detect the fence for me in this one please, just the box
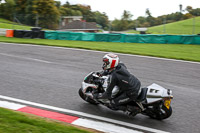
[45,31,200,44]
[8,30,200,44]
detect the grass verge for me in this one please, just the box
[0,107,95,133]
[0,18,31,30]
[127,16,200,35]
[0,36,200,62]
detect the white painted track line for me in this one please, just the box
[0,100,26,110]
[72,118,142,133]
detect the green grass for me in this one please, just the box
[0,36,200,62]
[127,16,200,35]
[0,108,92,133]
[0,18,32,30]
[0,18,14,23]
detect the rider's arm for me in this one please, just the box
[98,74,117,99]
[96,70,109,77]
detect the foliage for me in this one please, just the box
[112,10,133,31]
[111,6,200,31]
[59,2,109,30]
[60,2,82,16]
[0,0,16,20]
[1,1,200,31]
[0,0,60,29]
[32,0,60,29]
[94,11,109,29]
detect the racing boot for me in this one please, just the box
[125,105,141,117]
[105,100,127,111]
[105,100,118,110]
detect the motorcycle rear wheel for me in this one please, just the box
[78,88,99,105]
[149,105,172,120]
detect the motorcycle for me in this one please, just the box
[78,71,173,120]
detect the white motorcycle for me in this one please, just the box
[79,71,173,120]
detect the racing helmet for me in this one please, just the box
[102,53,119,70]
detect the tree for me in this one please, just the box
[60,3,95,21]
[122,10,133,21]
[0,0,16,20]
[145,8,156,26]
[111,10,133,31]
[32,0,60,29]
[111,19,121,31]
[94,11,109,29]
[15,0,26,14]
[183,13,193,19]
[78,4,95,22]
[186,6,193,13]
[145,8,152,17]
[59,2,109,30]
[190,8,200,16]
[121,10,133,30]
[60,6,82,16]
[55,1,61,9]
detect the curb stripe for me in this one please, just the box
[18,106,79,123]
[0,100,143,133]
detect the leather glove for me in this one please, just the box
[93,93,101,99]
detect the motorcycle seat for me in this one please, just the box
[136,87,148,102]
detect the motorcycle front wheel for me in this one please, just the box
[78,88,99,105]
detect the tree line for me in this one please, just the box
[112,7,200,31]
[0,0,200,31]
[0,0,109,29]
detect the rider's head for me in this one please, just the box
[102,53,119,71]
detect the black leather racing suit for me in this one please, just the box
[97,63,141,111]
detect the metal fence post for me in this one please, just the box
[36,14,39,27]
[163,17,166,34]
[193,17,195,34]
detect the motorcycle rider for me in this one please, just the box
[93,53,142,115]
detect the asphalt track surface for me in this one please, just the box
[0,42,200,133]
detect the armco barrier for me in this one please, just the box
[194,36,200,44]
[68,32,82,40]
[6,30,14,37]
[57,32,70,40]
[45,31,57,40]
[0,28,7,36]
[14,30,25,38]
[81,33,95,41]
[95,33,109,42]
[124,34,138,43]
[108,34,125,42]
[44,31,200,44]
[13,30,44,39]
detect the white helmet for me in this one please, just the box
[102,53,119,70]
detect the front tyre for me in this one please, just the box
[78,88,99,105]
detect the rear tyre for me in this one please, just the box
[148,105,172,120]
[78,88,99,105]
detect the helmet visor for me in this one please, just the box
[102,58,109,70]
